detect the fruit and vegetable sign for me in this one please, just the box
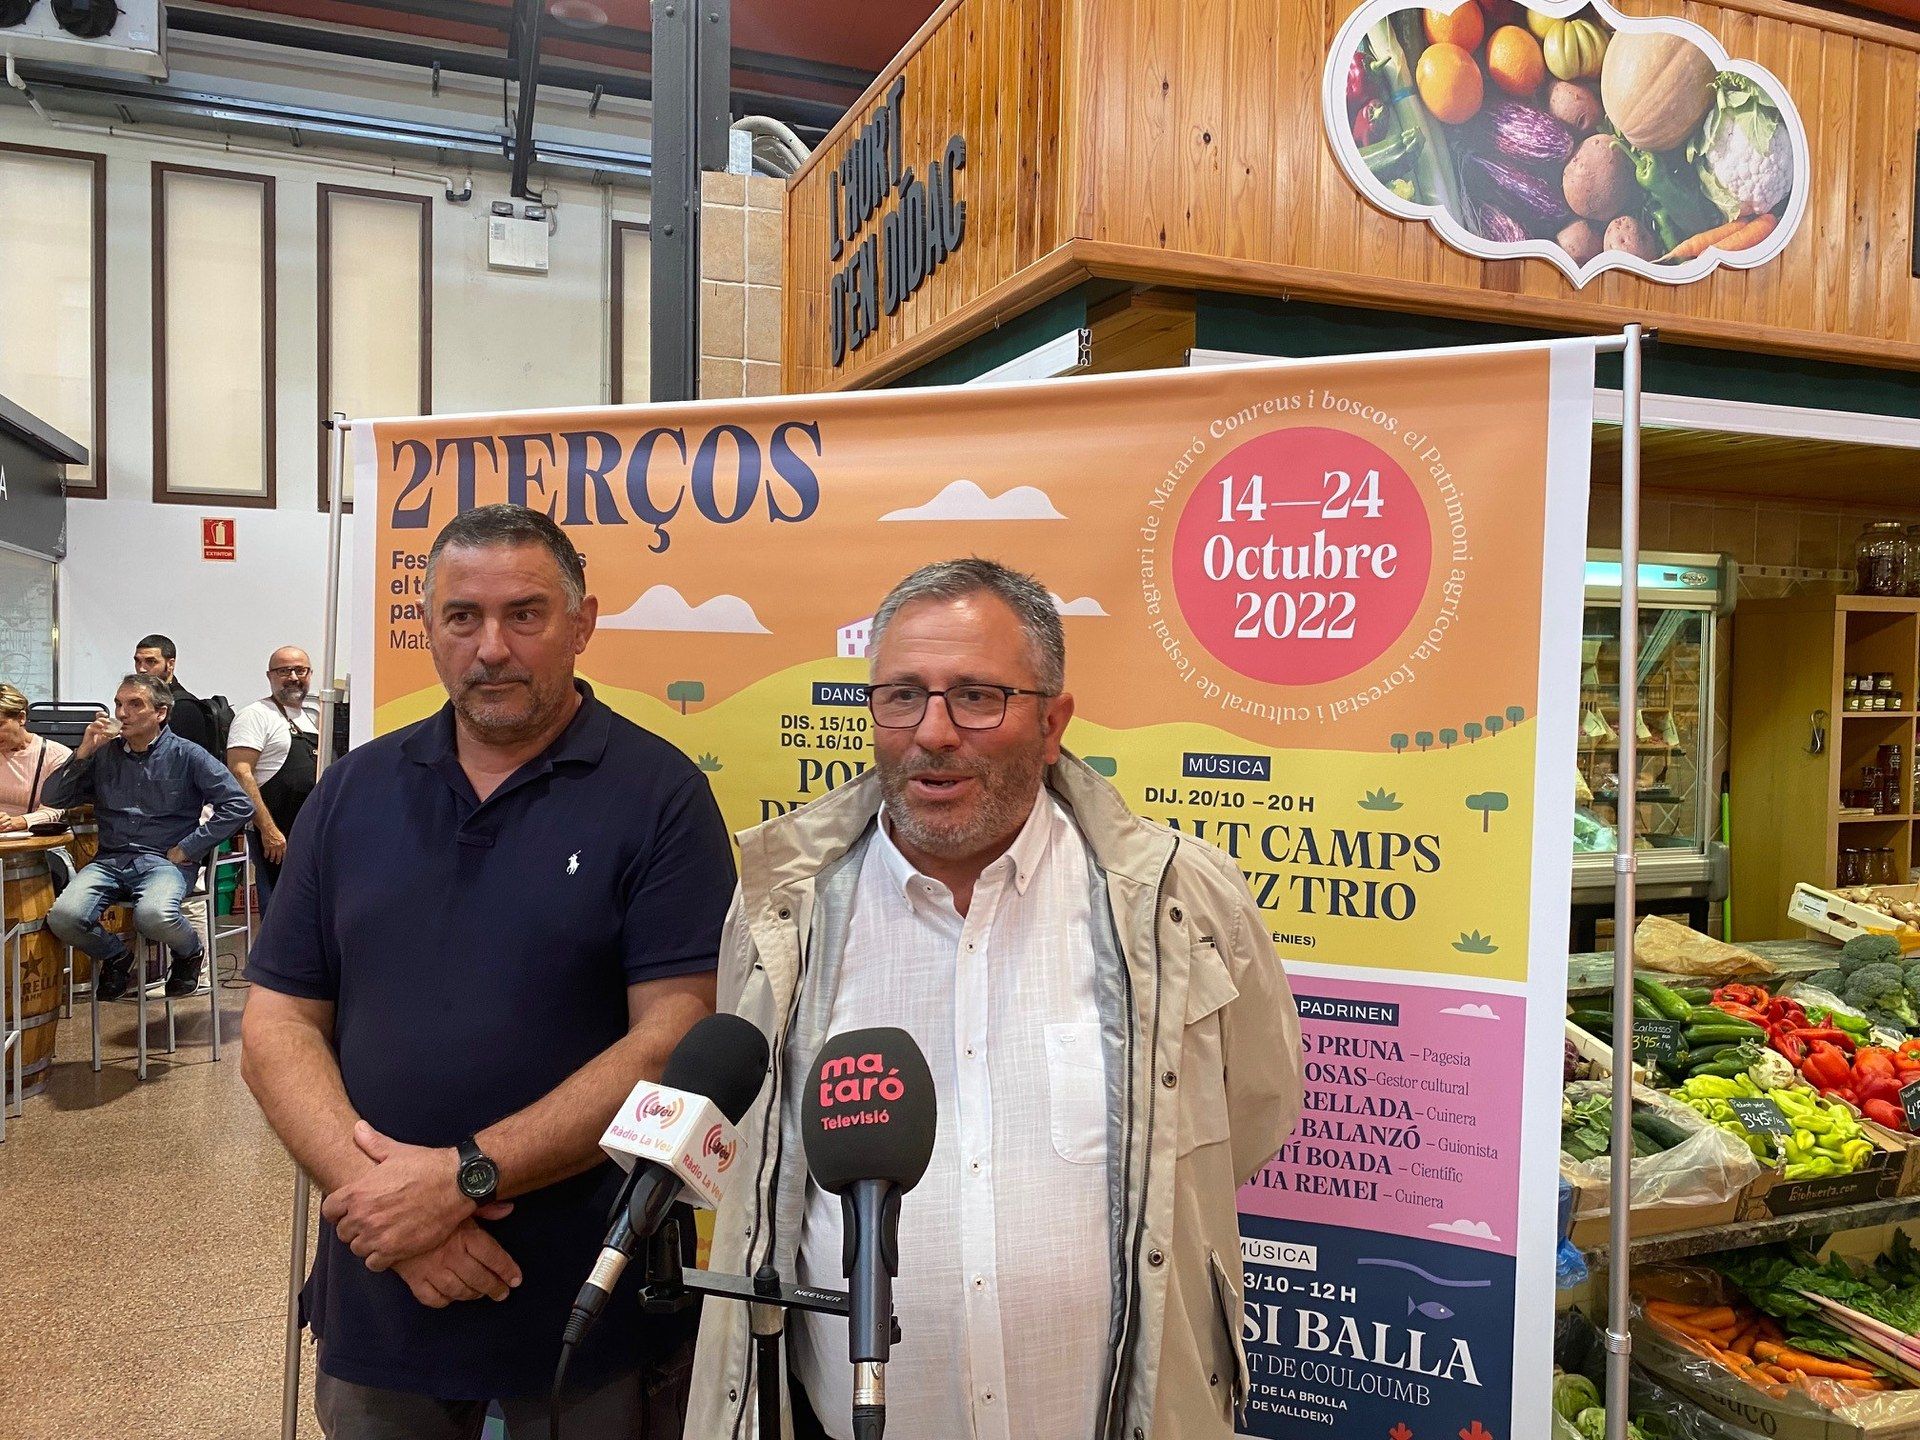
[1326,0,1809,285]
[347,338,1599,1439]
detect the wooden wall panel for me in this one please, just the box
[782,0,1076,393]
[783,0,1920,388]
[1074,0,1920,369]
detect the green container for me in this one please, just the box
[216,868,241,916]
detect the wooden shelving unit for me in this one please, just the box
[1730,595,1920,940]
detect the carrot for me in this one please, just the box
[1729,1325,1759,1357]
[1763,1347,1879,1381]
[1670,1309,1740,1338]
[1758,1316,1786,1341]
[1659,218,1749,262]
[1718,213,1780,253]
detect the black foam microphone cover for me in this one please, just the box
[663,1012,771,1125]
[801,1026,937,1194]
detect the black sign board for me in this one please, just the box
[1900,1079,1920,1133]
[1728,1096,1792,1138]
[1630,1018,1685,1066]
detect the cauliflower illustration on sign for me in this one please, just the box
[1690,74,1792,221]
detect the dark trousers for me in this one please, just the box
[788,1366,833,1440]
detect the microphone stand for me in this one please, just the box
[633,1216,900,1440]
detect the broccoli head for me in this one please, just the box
[1842,933,1905,973]
[1806,967,1848,996]
[1905,961,1920,1009]
[1845,962,1919,1029]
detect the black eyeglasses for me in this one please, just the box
[269,666,312,678]
[867,683,1056,730]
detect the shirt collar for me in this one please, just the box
[120,727,175,760]
[875,788,1056,900]
[401,678,609,772]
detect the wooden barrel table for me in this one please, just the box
[2,832,71,1103]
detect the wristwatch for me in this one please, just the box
[455,1137,500,1204]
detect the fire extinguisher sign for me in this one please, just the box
[202,517,236,562]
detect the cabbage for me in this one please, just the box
[1554,1372,1602,1420]
[1574,1406,1609,1440]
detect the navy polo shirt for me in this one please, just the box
[245,681,735,1399]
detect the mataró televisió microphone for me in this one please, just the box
[802,1026,938,1440]
[562,1012,769,1345]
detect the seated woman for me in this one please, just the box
[0,681,70,833]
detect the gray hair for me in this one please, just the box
[424,504,586,614]
[869,558,1065,692]
[117,672,171,714]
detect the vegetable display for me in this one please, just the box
[1674,1073,1874,1179]
[1333,0,1800,280]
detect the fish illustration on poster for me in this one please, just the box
[351,339,1595,1437]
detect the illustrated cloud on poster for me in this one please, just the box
[879,479,1067,522]
[600,584,772,634]
[1323,0,1809,287]
[1440,1002,1501,1019]
[1052,593,1110,617]
[1431,1219,1503,1241]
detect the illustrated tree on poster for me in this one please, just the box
[1415,731,1434,752]
[1440,728,1458,750]
[1485,714,1505,737]
[666,680,706,714]
[1463,722,1482,743]
[1466,791,1510,832]
[1390,733,1409,755]
[1506,705,1525,726]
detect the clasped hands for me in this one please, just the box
[321,1121,524,1310]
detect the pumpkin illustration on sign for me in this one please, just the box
[1329,0,1801,283]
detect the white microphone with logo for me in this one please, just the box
[562,1013,770,1344]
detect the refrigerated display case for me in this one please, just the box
[1570,550,1735,948]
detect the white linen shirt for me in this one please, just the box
[792,792,1112,1440]
[225,698,319,785]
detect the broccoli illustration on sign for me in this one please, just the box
[1453,930,1500,954]
[666,680,705,714]
[1390,733,1409,755]
[1463,722,1482,744]
[1439,728,1458,750]
[1466,792,1510,832]
[1359,788,1403,812]
[1415,731,1434,752]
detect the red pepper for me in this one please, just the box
[1715,983,1770,1009]
[1863,1098,1908,1131]
[1857,1046,1898,1078]
[1796,1026,1857,1053]
[1803,1042,1855,1090]
[1861,1076,1904,1107]
[1714,1001,1770,1024]
[1772,1031,1810,1063]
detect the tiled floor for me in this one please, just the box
[0,949,322,1439]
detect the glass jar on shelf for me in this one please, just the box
[1907,525,1920,597]
[1854,521,1913,596]
[1840,848,1864,887]
[1870,847,1900,886]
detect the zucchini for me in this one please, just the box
[1568,1006,1616,1033]
[1685,1020,1766,1046]
[1635,974,1696,1023]
[1634,993,1663,1021]
[1631,1109,1695,1151]
[1674,986,1712,1005]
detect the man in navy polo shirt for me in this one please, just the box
[242,504,734,1437]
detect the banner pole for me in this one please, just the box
[280,412,350,1440]
[1606,325,1645,1440]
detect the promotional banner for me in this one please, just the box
[351,340,1597,1438]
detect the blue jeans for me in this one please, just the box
[47,852,203,964]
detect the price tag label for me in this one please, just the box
[1727,1096,1792,1138]
[1630,1018,1684,1066]
[1900,1080,1920,1133]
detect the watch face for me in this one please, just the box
[459,1157,497,1198]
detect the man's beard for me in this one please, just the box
[451,666,566,744]
[275,682,308,707]
[879,745,1047,860]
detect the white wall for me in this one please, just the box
[10,36,654,706]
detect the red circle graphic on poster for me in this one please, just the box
[1172,425,1432,686]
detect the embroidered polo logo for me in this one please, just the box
[567,851,580,875]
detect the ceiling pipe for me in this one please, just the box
[5,52,477,199]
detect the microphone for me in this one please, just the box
[563,1012,769,1344]
[802,1027,937,1440]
